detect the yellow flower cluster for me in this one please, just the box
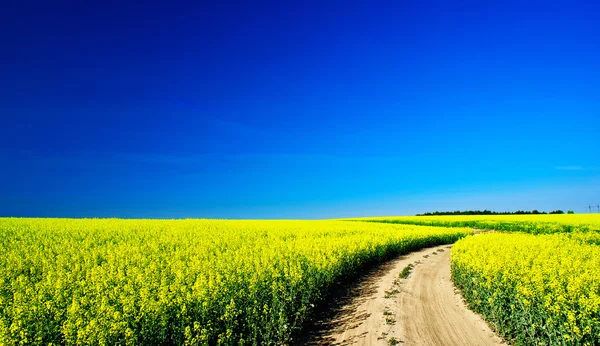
[348,214,600,234]
[451,232,600,345]
[0,218,470,345]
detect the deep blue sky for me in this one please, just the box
[1,1,599,218]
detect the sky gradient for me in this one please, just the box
[2,1,599,218]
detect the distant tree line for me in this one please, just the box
[416,209,569,216]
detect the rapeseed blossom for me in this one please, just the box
[452,232,600,345]
[349,214,600,234]
[0,218,469,345]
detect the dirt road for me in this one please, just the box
[301,244,506,346]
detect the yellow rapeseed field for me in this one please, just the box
[346,214,600,234]
[0,218,470,345]
[452,232,600,345]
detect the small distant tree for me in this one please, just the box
[567,210,575,214]
[549,210,564,214]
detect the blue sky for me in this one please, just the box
[1,1,599,218]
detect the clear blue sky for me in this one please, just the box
[1,1,599,218]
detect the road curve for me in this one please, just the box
[301,244,506,346]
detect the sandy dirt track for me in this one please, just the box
[300,244,506,346]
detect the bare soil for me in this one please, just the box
[300,245,506,346]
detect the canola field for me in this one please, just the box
[0,218,470,345]
[346,214,600,234]
[452,232,600,345]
